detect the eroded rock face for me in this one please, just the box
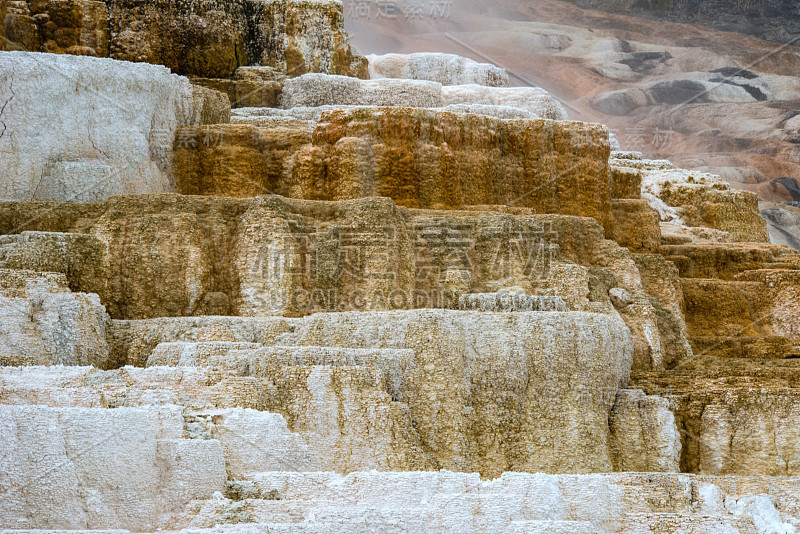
[192,66,285,108]
[106,0,250,78]
[0,195,626,320]
[0,52,228,202]
[282,309,633,476]
[4,0,368,78]
[0,269,109,367]
[762,201,800,252]
[0,395,797,532]
[175,108,609,227]
[298,108,602,212]
[109,0,368,78]
[4,0,39,52]
[0,308,635,478]
[616,151,771,243]
[697,394,800,476]
[4,0,109,55]
[0,192,698,384]
[44,0,109,55]
[609,389,681,472]
[0,0,7,51]
[242,0,368,79]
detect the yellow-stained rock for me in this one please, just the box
[4,0,108,55]
[662,243,800,280]
[632,362,800,476]
[192,76,283,109]
[611,164,643,199]
[0,0,6,50]
[36,0,109,56]
[3,0,38,51]
[174,109,615,232]
[0,195,563,318]
[174,124,311,198]
[611,199,661,252]
[107,0,367,78]
[641,164,770,243]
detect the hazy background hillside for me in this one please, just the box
[563,0,800,43]
[345,0,800,206]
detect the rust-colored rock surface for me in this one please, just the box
[174,108,614,232]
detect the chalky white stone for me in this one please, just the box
[367,52,509,87]
[0,52,204,201]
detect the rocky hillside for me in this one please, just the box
[2,1,800,532]
[565,0,800,43]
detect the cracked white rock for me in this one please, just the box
[0,404,226,531]
[0,269,110,367]
[277,73,567,119]
[0,52,214,201]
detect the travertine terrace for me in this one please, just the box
[1,1,800,532]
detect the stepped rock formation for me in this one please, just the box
[2,5,800,533]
